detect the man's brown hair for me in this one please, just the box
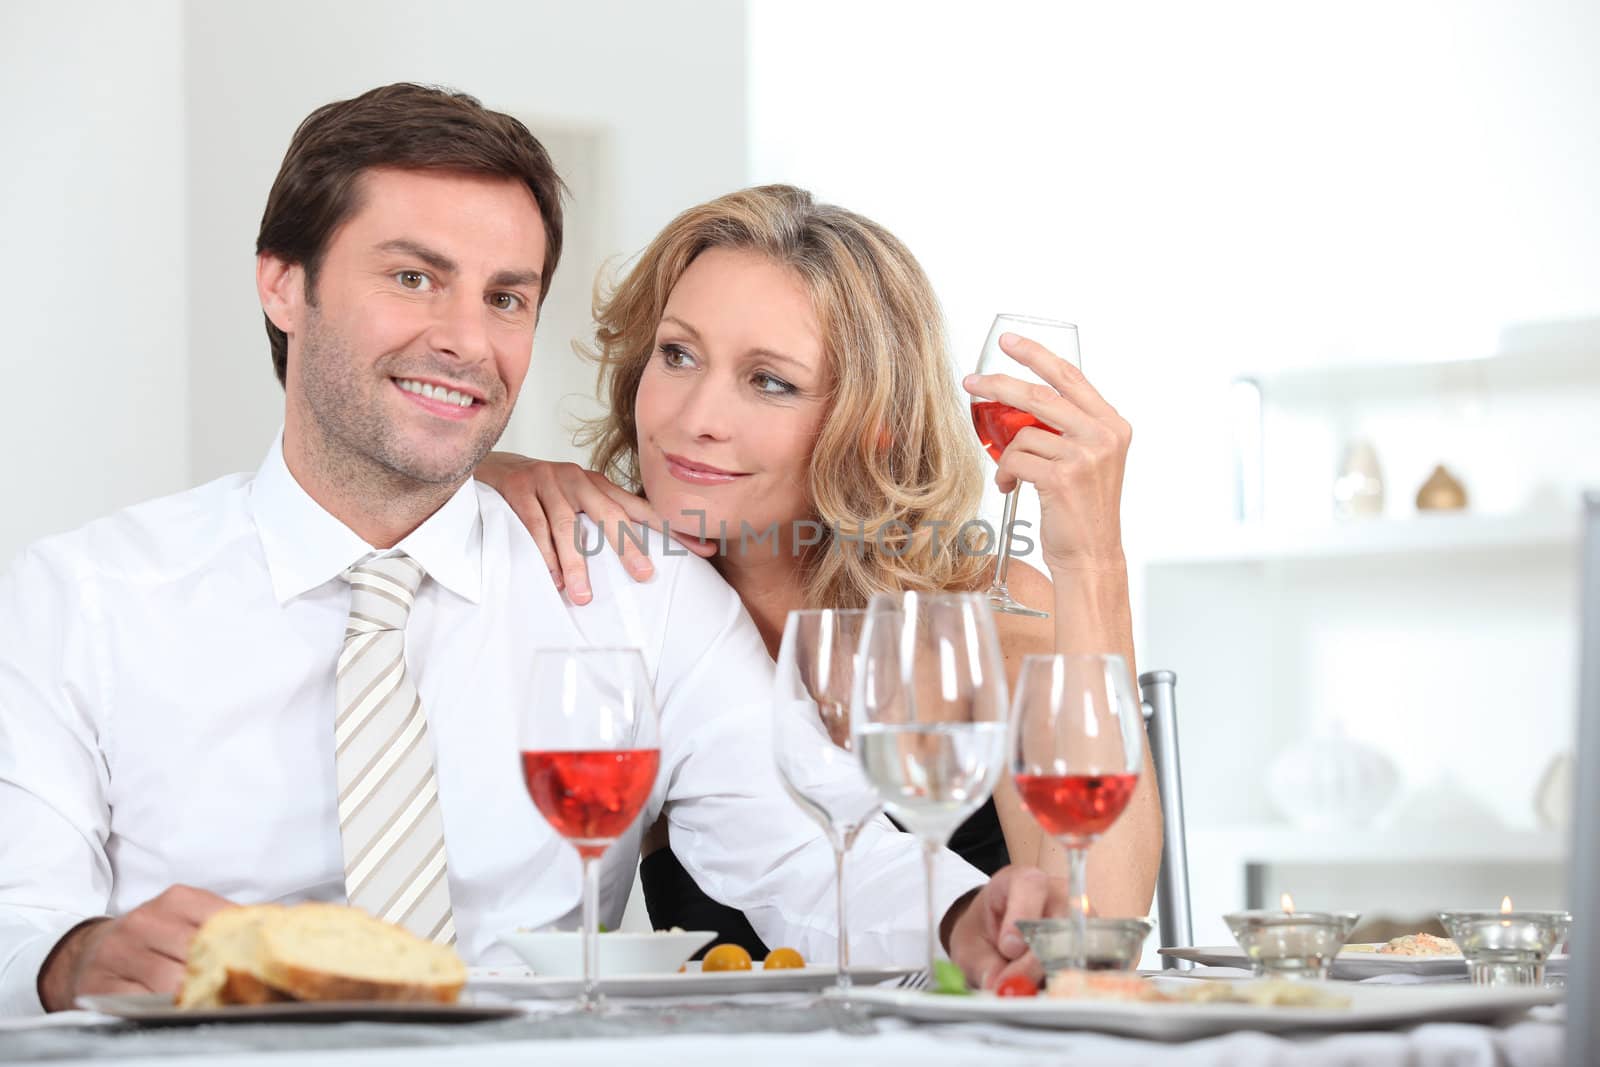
[256,82,565,386]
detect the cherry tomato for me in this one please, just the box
[995,974,1039,998]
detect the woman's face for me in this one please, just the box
[634,247,830,554]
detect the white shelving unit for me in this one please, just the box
[1140,332,1598,942]
[1190,825,1568,866]
[1143,510,1579,566]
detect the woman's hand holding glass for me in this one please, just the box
[963,334,1132,579]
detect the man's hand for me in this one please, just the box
[37,885,233,1011]
[943,865,1069,991]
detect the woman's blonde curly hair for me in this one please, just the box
[577,184,990,609]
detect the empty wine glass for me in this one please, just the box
[1011,653,1143,970]
[772,608,880,992]
[851,592,1010,977]
[971,314,1081,618]
[521,648,660,1011]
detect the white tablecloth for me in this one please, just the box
[0,972,1563,1067]
[0,1013,1564,1067]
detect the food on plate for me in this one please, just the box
[701,943,754,971]
[762,947,805,970]
[1045,970,1172,1002]
[995,974,1039,998]
[1044,972,1349,1009]
[176,902,465,1009]
[931,960,971,996]
[1228,979,1350,1008]
[1373,932,1460,956]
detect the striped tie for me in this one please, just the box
[334,552,455,944]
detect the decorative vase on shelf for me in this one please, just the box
[1534,751,1574,830]
[1333,439,1384,519]
[1416,464,1469,511]
[1267,729,1400,831]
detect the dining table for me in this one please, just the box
[0,968,1564,1067]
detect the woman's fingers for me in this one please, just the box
[593,475,669,531]
[995,332,1119,420]
[560,472,654,583]
[502,486,564,591]
[964,372,1097,438]
[669,530,722,558]
[544,495,596,604]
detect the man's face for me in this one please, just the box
[273,167,546,486]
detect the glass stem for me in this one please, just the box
[992,486,1022,589]
[1067,845,1089,971]
[580,853,603,1010]
[921,837,940,978]
[834,844,852,992]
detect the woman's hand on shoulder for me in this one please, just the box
[476,451,670,603]
[962,334,1131,576]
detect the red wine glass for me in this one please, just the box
[522,648,660,1010]
[1011,653,1142,970]
[971,314,1080,618]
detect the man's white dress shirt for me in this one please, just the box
[0,438,984,1014]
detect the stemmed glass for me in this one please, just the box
[1011,653,1143,970]
[772,609,880,993]
[521,648,660,1011]
[971,313,1081,618]
[851,592,1010,977]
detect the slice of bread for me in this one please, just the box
[176,902,465,1008]
[255,903,464,1004]
[176,904,285,1008]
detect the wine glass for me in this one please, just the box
[521,648,660,1011]
[1011,653,1143,970]
[772,608,881,993]
[971,313,1081,618]
[851,591,1010,977]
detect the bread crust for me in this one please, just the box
[260,959,463,1004]
[221,969,296,1005]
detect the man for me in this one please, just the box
[0,83,1062,1015]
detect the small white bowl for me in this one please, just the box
[498,929,717,976]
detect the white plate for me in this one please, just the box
[833,977,1560,1040]
[1159,944,1570,981]
[497,929,717,976]
[76,992,521,1025]
[468,962,913,999]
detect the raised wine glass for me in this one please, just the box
[772,608,880,993]
[851,591,1010,978]
[971,313,1081,618]
[521,648,660,1011]
[1011,653,1143,970]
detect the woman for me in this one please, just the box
[479,185,1160,950]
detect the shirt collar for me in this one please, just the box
[249,433,484,606]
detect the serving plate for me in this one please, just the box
[831,977,1560,1040]
[1159,944,1570,981]
[468,962,913,999]
[76,993,520,1026]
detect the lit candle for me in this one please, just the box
[1225,896,1361,981]
[1440,898,1570,987]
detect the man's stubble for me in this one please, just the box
[293,305,513,511]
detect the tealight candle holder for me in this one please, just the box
[1224,898,1360,980]
[1439,903,1571,987]
[1017,917,1154,974]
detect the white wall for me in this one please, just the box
[0,1,189,564]
[183,0,749,481]
[747,0,1600,545]
[746,0,1600,938]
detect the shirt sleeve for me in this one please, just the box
[650,557,985,966]
[0,546,114,1015]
